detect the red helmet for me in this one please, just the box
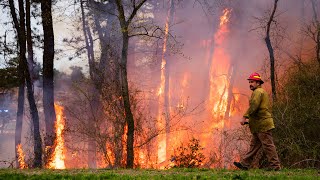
[247,72,264,84]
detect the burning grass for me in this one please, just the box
[0,168,319,179]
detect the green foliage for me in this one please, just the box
[171,138,205,168]
[0,58,19,91]
[273,61,320,168]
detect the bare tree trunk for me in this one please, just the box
[163,0,175,159]
[26,0,35,81]
[41,0,56,165]
[203,31,215,100]
[265,0,279,102]
[114,120,125,167]
[25,61,43,168]
[311,0,320,66]
[80,0,97,168]
[299,0,305,59]
[9,0,26,168]
[121,32,135,168]
[25,0,42,168]
[224,63,237,120]
[115,0,147,168]
[81,0,95,79]
[15,77,25,168]
[9,0,43,168]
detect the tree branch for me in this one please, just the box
[127,0,147,24]
[266,0,278,37]
[8,0,20,34]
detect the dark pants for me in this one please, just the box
[241,130,281,169]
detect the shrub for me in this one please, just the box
[170,138,205,168]
[273,61,320,168]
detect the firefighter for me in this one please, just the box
[233,72,281,171]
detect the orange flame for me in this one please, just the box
[200,8,235,168]
[16,144,27,169]
[157,15,171,166]
[220,9,232,26]
[210,8,232,121]
[47,103,66,169]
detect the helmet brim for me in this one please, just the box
[247,79,264,84]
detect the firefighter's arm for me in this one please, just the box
[243,90,262,118]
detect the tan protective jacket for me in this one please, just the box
[243,86,275,133]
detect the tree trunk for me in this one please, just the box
[265,0,278,102]
[9,2,25,167]
[26,0,35,81]
[299,0,305,59]
[41,0,56,165]
[203,31,215,101]
[224,63,236,121]
[25,63,43,168]
[24,0,42,168]
[115,0,147,168]
[9,0,43,168]
[265,36,276,101]
[163,0,175,159]
[81,0,95,80]
[121,32,135,168]
[15,80,25,168]
[80,0,97,168]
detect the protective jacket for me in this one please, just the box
[243,86,275,133]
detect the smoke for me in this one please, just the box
[0,92,15,167]
[58,0,316,168]
[1,0,316,169]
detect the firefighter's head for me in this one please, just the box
[247,72,264,91]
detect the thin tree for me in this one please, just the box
[40,0,57,164]
[163,0,175,160]
[9,0,43,168]
[81,0,122,168]
[26,0,36,80]
[114,0,147,168]
[265,0,279,102]
[80,0,98,168]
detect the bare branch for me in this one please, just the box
[127,0,147,24]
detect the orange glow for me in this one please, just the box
[157,13,171,166]
[16,144,27,169]
[209,8,232,121]
[220,9,232,26]
[201,8,238,168]
[47,103,66,169]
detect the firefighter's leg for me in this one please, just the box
[258,130,281,170]
[240,133,262,168]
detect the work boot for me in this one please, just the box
[233,162,248,170]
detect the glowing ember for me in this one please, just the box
[220,9,232,26]
[47,103,66,169]
[16,144,27,169]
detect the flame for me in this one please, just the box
[200,8,236,168]
[16,144,27,169]
[220,9,232,26]
[210,8,232,121]
[47,103,66,169]
[42,6,246,169]
[157,13,171,166]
